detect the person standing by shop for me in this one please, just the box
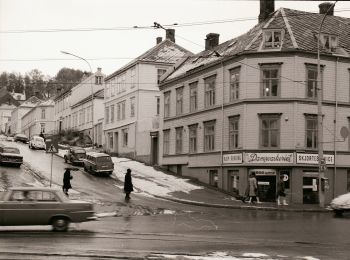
[248,172,258,204]
[277,175,288,206]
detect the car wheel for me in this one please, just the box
[334,209,344,217]
[52,217,70,232]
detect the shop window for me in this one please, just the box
[209,169,218,187]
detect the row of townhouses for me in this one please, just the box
[1,0,349,205]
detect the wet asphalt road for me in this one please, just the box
[0,141,350,259]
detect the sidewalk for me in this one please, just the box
[56,149,331,213]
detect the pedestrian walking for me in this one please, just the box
[247,172,258,204]
[62,168,73,196]
[124,168,134,202]
[277,175,288,206]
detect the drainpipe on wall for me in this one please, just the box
[220,59,225,189]
[334,57,338,198]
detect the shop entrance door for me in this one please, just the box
[227,170,239,197]
[303,176,319,204]
[250,169,276,202]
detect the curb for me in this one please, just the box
[155,195,330,213]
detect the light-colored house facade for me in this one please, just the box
[70,68,105,147]
[22,100,55,138]
[10,96,41,135]
[159,2,350,205]
[103,30,191,164]
[54,89,72,134]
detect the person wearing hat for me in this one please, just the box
[124,168,134,201]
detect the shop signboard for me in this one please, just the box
[296,153,334,165]
[223,153,243,164]
[250,169,276,175]
[245,153,294,164]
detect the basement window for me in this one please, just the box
[263,29,284,49]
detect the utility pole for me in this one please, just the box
[317,1,337,208]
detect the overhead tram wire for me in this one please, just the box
[0,8,349,34]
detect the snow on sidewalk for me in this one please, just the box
[58,149,202,198]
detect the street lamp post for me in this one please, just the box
[61,51,95,146]
[317,1,337,208]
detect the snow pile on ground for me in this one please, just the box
[112,157,203,197]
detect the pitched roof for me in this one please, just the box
[106,39,193,81]
[163,7,350,81]
[19,96,41,108]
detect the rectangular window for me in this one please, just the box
[105,107,109,123]
[41,109,45,119]
[156,97,160,115]
[95,76,102,85]
[110,105,115,123]
[263,29,283,49]
[189,81,198,112]
[204,121,215,151]
[261,65,280,97]
[204,75,216,108]
[229,116,239,149]
[163,130,170,155]
[121,101,126,119]
[157,68,167,84]
[189,124,198,153]
[176,87,183,115]
[320,34,338,52]
[40,123,45,133]
[130,67,136,88]
[306,65,323,99]
[260,114,280,148]
[109,133,113,149]
[87,106,90,123]
[306,115,318,149]
[175,127,183,154]
[117,103,121,121]
[229,68,240,101]
[122,128,128,147]
[164,91,170,117]
[130,97,135,117]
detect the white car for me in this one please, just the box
[330,192,350,216]
[29,136,46,150]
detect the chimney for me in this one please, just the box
[319,2,334,16]
[205,33,220,50]
[259,0,275,23]
[166,29,175,43]
[156,37,162,44]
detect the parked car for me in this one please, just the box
[29,135,46,150]
[330,192,350,216]
[64,147,86,165]
[6,136,14,142]
[14,134,29,143]
[0,145,23,167]
[0,187,96,231]
[83,152,114,176]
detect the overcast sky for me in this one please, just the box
[0,0,349,78]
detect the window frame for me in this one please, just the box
[259,114,281,148]
[204,75,216,108]
[229,116,239,150]
[189,124,198,153]
[262,29,284,50]
[175,127,183,154]
[305,114,318,149]
[229,67,240,101]
[260,64,281,98]
[204,120,216,152]
[176,86,184,116]
[189,81,198,113]
[306,64,324,99]
[163,129,170,155]
[164,91,171,118]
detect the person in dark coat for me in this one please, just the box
[63,168,73,196]
[124,168,133,201]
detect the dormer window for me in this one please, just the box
[95,76,102,85]
[320,33,338,52]
[263,29,284,49]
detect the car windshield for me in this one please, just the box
[74,149,86,154]
[3,147,20,154]
[34,137,44,141]
[96,156,112,163]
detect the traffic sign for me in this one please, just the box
[47,144,57,153]
[45,135,59,153]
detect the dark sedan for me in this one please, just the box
[0,187,96,231]
[0,145,23,167]
[64,147,87,166]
